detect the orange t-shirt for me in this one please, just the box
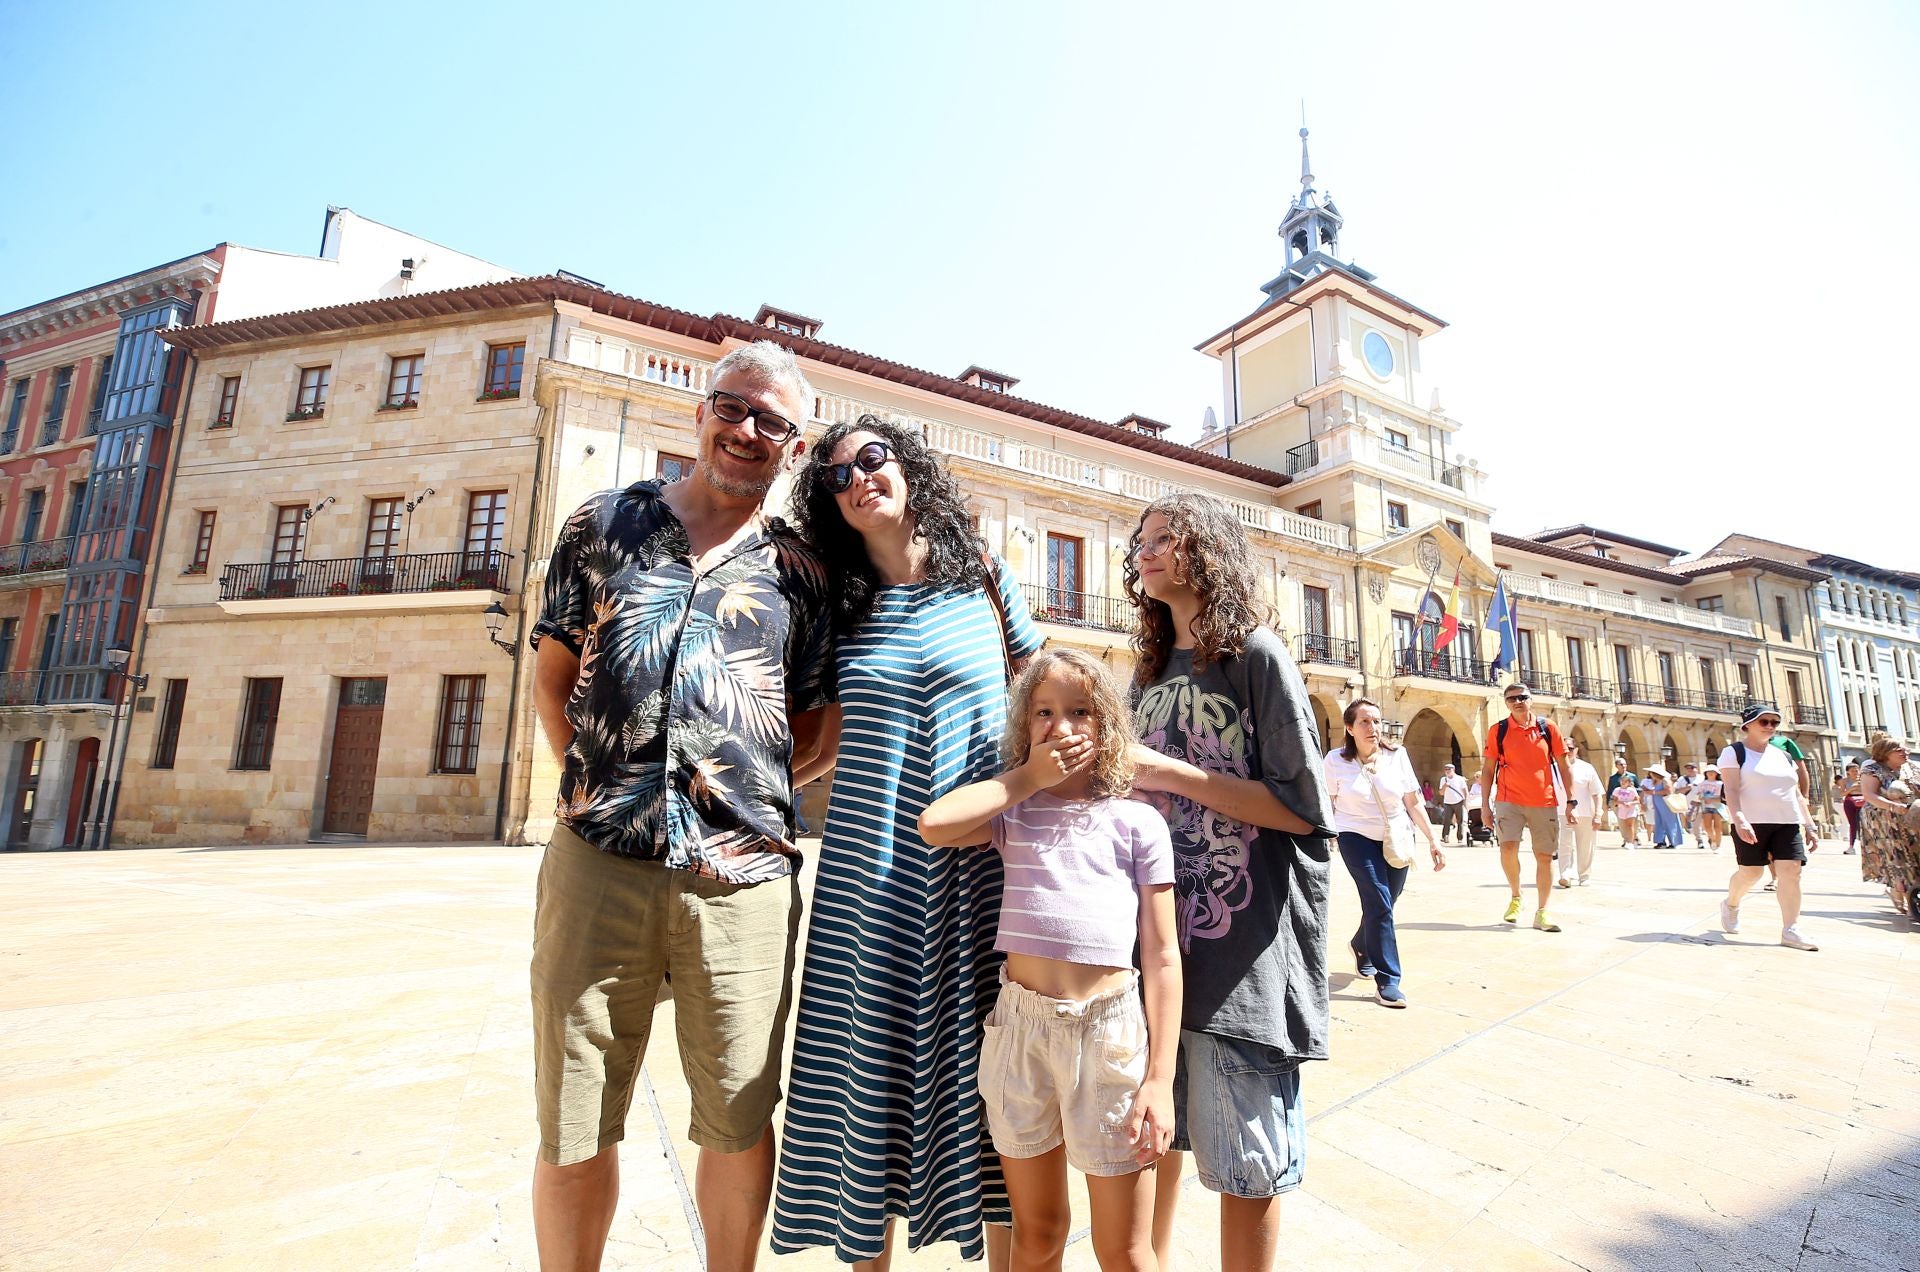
[1484,717,1562,808]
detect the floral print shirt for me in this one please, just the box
[530,482,835,882]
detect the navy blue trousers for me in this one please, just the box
[1338,830,1409,992]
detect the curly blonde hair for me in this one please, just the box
[1123,491,1274,689]
[1002,648,1138,798]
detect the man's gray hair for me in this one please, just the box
[711,340,816,419]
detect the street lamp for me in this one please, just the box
[89,644,148,850]
[483,601,519,658]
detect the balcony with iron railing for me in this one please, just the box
[1021,584,1133,635]
[1285,440,1318,476]
[0,536,74,584]
[1393,647,1490,685]
[39,415,63,448]
[1515,670,1567,697]
[1792,704,1830,727]
[218,549,513,610]
[0,670,52,708]
[1296,633,1360,668]
[1569,674,1613,701]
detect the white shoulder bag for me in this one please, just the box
[1362,753,1417,869]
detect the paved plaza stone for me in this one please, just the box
[3,831,1917,1271]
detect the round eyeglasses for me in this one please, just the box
[820,440,895,494]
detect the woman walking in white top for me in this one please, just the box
[1322,698,1444,1008]
[1718,704,1822,951]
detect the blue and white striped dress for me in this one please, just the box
[772,571,1040,1263]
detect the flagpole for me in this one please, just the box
[1418,554,1443,672]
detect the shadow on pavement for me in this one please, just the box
[1596,1145,1920,1270]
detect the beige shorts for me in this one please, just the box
[1494,801,1562,854]
[977,970,1148,1177]
[531,824,801,1165]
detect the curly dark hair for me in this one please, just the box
[1122,490,1274,689]
[793,414,992,634]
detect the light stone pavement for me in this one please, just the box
[3,830,1917,1271]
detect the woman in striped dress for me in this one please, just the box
[772,414,1040,1268]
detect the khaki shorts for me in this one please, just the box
[531,824,801,1165]
[1494,801,1561,854]
[977,970,1148,1177]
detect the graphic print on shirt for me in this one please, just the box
[1134,674,1256,951]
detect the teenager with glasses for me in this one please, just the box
[1717,705,1822,950]
[772,413,1040,1270]
[1477,684,1576,932]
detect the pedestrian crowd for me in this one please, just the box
[516,340,1916,1272]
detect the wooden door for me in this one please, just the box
[323,678,386,835]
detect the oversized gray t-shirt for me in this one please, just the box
[1132,627,1335,1059]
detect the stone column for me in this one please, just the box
[26,716,76,849]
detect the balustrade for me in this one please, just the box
[219,549,513,602]
[1020,584,1133,634]
[1296,633,1359,667]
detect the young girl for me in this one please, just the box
[1612,777,1642,846]
[1696,765,1727,852]
[920,648,1180,1272]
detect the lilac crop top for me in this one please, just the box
[989,792,1174,969]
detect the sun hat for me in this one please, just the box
[1740,702,1783,727]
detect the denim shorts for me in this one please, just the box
[1169,1029,1306,1197]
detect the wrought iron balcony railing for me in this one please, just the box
[0,536,74,579]
[1702,689,1745,714]
[1296,633,1359,667]
[1569,675,1612,701]
[0,670,52,707]
[1285,440,1318,475]
[1792,704,1830,727]
[1021,584,1134,635]
[1393,648,1489,684]
[219,549,514,602]
[39,417,63,448]
[1513,670,1567,697]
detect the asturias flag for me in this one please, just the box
[1487,575,1518,676]
[1433,568,1462,652]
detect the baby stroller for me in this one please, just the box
[1465,807,1495,844]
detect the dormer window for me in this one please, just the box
[751,304,821,340]
[959,365,1019,395]
[1115,414,1170,438]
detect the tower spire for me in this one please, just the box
[1299,125,1313,193]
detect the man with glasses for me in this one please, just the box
[1477,683,1577,931]
[527,340,839,1272]
[1717,704,1821,951]
[1437,763,1469,842]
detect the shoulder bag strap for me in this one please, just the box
[980,552,1017,684]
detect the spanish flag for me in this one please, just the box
[1433,568,1462,652]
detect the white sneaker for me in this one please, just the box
[1719,899,1740,934]
[1781,926,1818,952]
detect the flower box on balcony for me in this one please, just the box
[356,578,392,595]
[285,407,324,422]
[183,565,207,576]
[429,578,455,592]
[377,399,419,412]
[242,586,266,600]
[455,569,498,591]
[325,582,351,597]
[212,413,234,429]
[0,565,19,578]
[476,387,520,402]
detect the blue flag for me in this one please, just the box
[1487,575,1518,678]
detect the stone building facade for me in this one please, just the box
[0,209,511,848]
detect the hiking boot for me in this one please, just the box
[1503,897,1523,924]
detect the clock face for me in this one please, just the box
[1362,330,1395,379]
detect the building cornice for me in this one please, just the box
[162,276,1294,490]
[0,253,221,350]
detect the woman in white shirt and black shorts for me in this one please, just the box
[1717,703,1821,951]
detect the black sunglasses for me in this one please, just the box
[706,389,799,443]
[1505,694,1531,704]
[819,440,895,494]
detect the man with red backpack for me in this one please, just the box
[1477,683,1578,932]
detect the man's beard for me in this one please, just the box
[698,450,779,501]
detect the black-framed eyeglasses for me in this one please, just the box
[706,389,799,444]
[819,440,895,494]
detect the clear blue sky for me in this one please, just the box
[4,1,1915,563]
